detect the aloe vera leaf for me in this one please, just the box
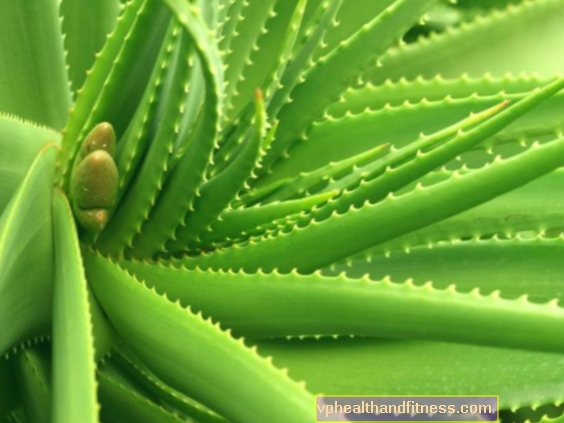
[217,0,246,53]
[111,349,229,423]
[0,115,61,213]
[128,0,224,257]
[113,20,178,199]
[13,346,51,423]
[120,256,564,353]
[56,0,170,189]
[227,0,302,121]
[176,134,564,273]
[325,236,564,305]
[0,144,56,357]
[329,73,553,119]
[255,337,564,410]
[166,90,265,252]
[51,191,99,423]
[198,191,337,246]
[260,143,391,203]
[84,251,315,423]
[266,0,344,118]
[359,168,564,255]
[60,0,121,93]
[221,0,278,122]
[312,0,396,61]
[97,369,186,423]
[212,0,307,175]
[366,0,564,84]
[321,77,561,206]
[97,25,191,253]
[260,0,437,174]
[261,91,564,187]
[0,357,19,418]
[0,0,71,129]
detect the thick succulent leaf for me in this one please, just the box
[221,0,278,122]
[111,349,229,423]
[97,368,186,423]
[0,357,19,418]
[177,133,564,273]
[366,0,564,83]
[0,0,72,129]
[112,20,178,198]
[225,0,302,121]
[169,90,267,251]
[362,168,564,254]
[311,0,396,61]
[60,0,121,93]
[256,337,564,410]
[198,191,337,247]
[266,0,343,119]
[260,0,437,175]
[325,236,564,306]
[261,90,564,186]
[0,115,60,213]
[85,251,315,423]
[97,24,189,253]
[329,73,553,119]
[127,0,224,257]
[121,258,564,353]
[0,144,56,357]
[56,0,170,189]
[51,191,99,423]
[13,346,51,423]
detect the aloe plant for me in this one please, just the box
[2,0,564,421]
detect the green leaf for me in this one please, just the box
[56,0,171,189]
[51,191,99,423]
[110,349,229,423]
[0,115,60,213]
[97,368,186,423]
[325,235,564,305]
[0,353,20,418]
[256,337,564,410]
[361,168,564,255]
[178,131,564,273]
[121,257,564,353]
[84,252,315,423]
[260,0,437,176]
[13,346,51,423]
[366,0,564,83]
[60,0,121,93]
[127,0,224,257]
[0,0,72,129]
[0,144,57,357]
[97,23,191,254]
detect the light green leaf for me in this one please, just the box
[85,251,315,423]
[256,337,564,410]
[60,0,121,93]
[13,346,51,423]
[366,0,564,83]
[0,144,57,357]
[0,115,60,213]
[51,191,99,423]
[0,0,72,129]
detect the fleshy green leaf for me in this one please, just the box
[256,337,564,410]
[60,0,121,93]
[51,191,99,423]
[0,115,60,213]
[0,144,57,357]
[85,251,315,423]
[0,0,72,129]
[366,0,564,83]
